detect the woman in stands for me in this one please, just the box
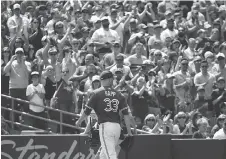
[173,112,193,135]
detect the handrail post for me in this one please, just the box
[11,98,15,130]
[60,111,63,134]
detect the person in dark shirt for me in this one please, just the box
[76,70,132,159]
[194,86,212,117]
[192,117,209,139]
[211,77,226,117]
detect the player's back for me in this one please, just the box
[91,86,126,124]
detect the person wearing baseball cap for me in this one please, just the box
[76,67,132,159]
[26,70,46,129]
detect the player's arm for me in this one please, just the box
[120,96,132,136]
[75,93,96,126]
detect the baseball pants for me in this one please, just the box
[99,122,121,159]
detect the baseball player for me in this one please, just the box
[76,70,132,159]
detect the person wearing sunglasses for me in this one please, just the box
[173,112,192,135]
[211,114,226,138]
[142,114,162,134]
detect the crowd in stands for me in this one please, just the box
[1,0,226,139]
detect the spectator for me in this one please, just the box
[192,117,209,139]
[211,114,226,137]
[7,3,29,39]
[173,58,193,113]
[173,112,192,135]
[26,71,46,130]
[213,118,226,139]
[211,77,226,117]
[2,0,226,137]
[4,48,31,123]
[194,60,215,100]
[142,114,162,134]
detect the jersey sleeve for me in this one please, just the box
[119,94,129,115]
[84,92,97,116]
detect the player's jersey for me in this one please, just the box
[84,86,129,124]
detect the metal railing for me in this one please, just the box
[1,94,149,135]
[1,94,84,133]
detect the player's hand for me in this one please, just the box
[127,131,133,137]
[75,120,81,128]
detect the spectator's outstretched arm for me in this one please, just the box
[131,70,141,86]
[29,29,39,42]
[9,34,17,52]
[57,24,72,46]
[173,78,186,89]
[3,55,16,74]
[42,37,51,65]
[138,4,147,20]
[110,16,127,30]
[145,3,156,21]
[124,14,133,31]
[62,0,70,13]
[82,1,89,10]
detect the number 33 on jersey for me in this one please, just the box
[104,98,119,112]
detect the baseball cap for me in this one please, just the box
[216,53,225,60]
[218,114,226,119]
[172,39,181,45]
[204,51,214,59]
[31,71,39,77]
[15,48,24,54]
[116,54,124,61]
[92,75,100,82]
[38,5,47,11]
[48,47,58,54]
[130,18,137,24]
[82,8,89,13]
[113,41,121,45]
[13,4,20,10]
[194,56,202,62]
[165,10,172,16]
[217,77,225,82]
[69,76,81,82]
[138,23,147,30]
[144,114,156,121]
[93,17,101,24]
[26,6,33,11]
[100,70,113,80]
[110,9,117,14]
[197,86,205,91]
[153,24,162,29]
[166,73,175,79]
[55,21,64,27]
[101,16,109,21]
[167,18,174,23]
[143,60,154,66]
[148,69,156,76]
[81,27,90,33]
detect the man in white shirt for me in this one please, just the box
[213,117,226,139]
[91,16,120,58]
[160,18,178,43]
[7,3,29,39]
[194,60,216,100]
[26,71,46,130]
